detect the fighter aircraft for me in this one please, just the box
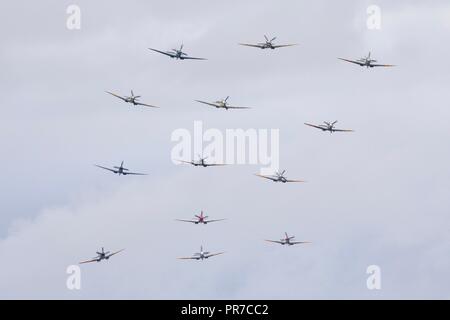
[95,161,147,176]
[178,246,225,260]
[255,170,305,183]
[176,210,226,225]
[148,44,207,60]
[338,52,395,68]
[239,35,297,50]
[106,90,159,108]
[79,247,125,264]
[195,96,251,110]
[177,155,227,167]
[265,233,311,246]
[304,121,354,133]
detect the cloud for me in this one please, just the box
[1,0,450,299]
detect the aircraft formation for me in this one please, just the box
[80,35,395,265]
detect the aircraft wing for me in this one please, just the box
[106,249,125,258]
[304,123,327,131]
[371,63,396,67]
[106,91,127,101]
[285,179,306,183]
[204,163,227,167]
[135,102,160,108]
[205,219,226,223]
[95,165,117,173]
[175,219,196,223]
[338,58,365,66]
[239,43,264,48]
[148,48,176,58]
[205,252,225,258]
[265,240,284,244]
[290,241,311,245]
[195,100,220,108]
[178,256,199,260]
[177,160,196,165]
[255,174,277,181]
[182,56,207,60]
[79,258,99,264]
[333,128,354,132]
[227,105,252,109]
[272,44,298,48]
[124,171,147,176]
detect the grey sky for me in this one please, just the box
[1,0,450,299]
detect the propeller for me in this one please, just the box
[264,35,277,44]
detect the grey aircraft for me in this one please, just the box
[239,35,297,50]
[177,155,227,168]
[195,96,251,110]
[106,90,159,108]
[338,52,395,68]
[265,233,311,246]
[95,161,147,176]
[255,170,305,183]
[79,247,125,264]
[178,246,225,260]
[176,210,226,225]
[304,121,354,133]
[148,44,207,60]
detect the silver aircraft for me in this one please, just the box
[177,155,227,167]
[338,52,395,68]
[176,210,226,225]
[239,35,297,50]
[148,44,207,60]
[106,90,159,108]
[195,96,251,110]
[79,247,125,264]
[255,170,305,183]
[95,161,147,176]
[178,246,225,260]
[265,233,311,246]
[304,121,354,133]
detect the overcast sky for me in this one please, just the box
[1,0,450,299]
